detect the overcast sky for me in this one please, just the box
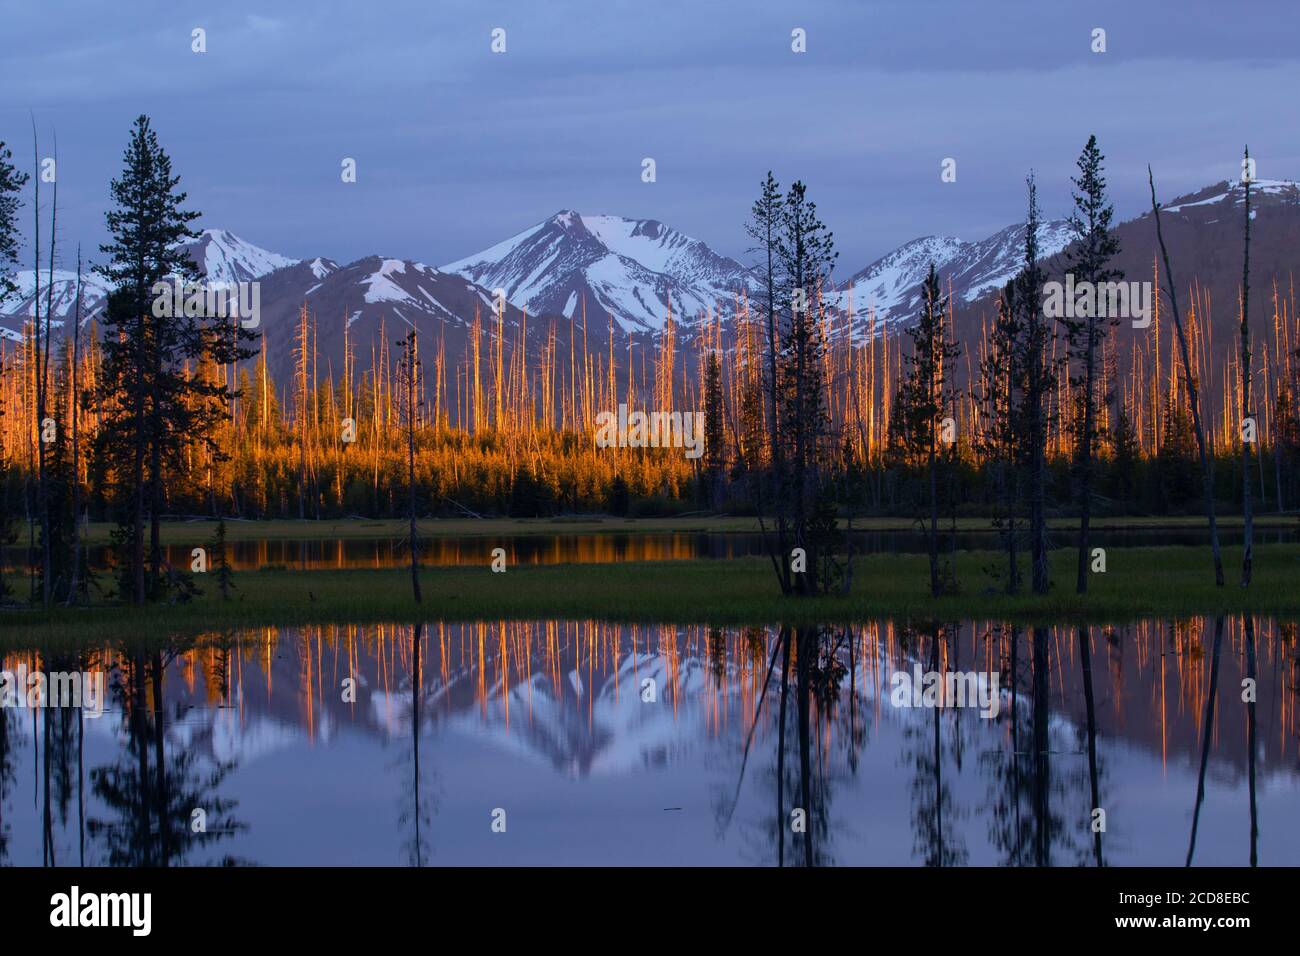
[2,0,1297,273]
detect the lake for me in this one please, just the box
[5,524,1295,572]
[3,616,1295,866]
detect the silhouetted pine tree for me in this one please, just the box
[0,142,24,301]
[974,285,1024,592]
[898,263,961,596]
[397,329,422,602]
[95,115,255,604]
[703,349,725,505]
[775,181,839,594]
[1014,175,1055,594]
[37,386,75,602]
[1061,136,1121,594]
[209,517,235,601]
[1108,406,1140,504]
[1157,398,1199,509]
[744,173,790,588]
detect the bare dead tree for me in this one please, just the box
[66,247,85,605]
[399,327,422,603]
[1147,166,1225,586]
[32,119,57,607]
[1240,147,1254,587]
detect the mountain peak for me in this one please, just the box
[187,228,299,287]
[442,211,755,330]
[549,209,586,231]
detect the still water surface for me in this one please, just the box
[5,525,1293,571]
[3,617,1295,866]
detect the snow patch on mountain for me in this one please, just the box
[1163,178,1299,213]
[309,257,337,280]
[362,258,418,305]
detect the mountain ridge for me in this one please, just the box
[4,178,1297,387]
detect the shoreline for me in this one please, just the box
[35,512,1300,547]
[4,543,1298,647]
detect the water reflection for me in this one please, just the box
[5,524,1294,572]
[86,646,247,866]
[2,617,1296,866]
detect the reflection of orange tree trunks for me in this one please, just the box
[0,666,106,717]
[889,665,1000,719]
[594,404,705,459]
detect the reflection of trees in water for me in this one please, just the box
[707,629,728,691]
[0,698,18,865]
[39,647,101,866]
[1077,626,1107,867]
[980,625,1091,867]
[1243,616,1258,866]
[394,624,440,867]
[1170,616,1258,868]
[0,648,95,866]
[88,648,246,866]
[719,626,865,867]
[981,623,1030,865]
[900,623,968,867]
[1186,616,1225,867]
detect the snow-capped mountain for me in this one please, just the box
[0,269,113,340]
[834,219,1074,328]
[186,227,298,288]
[0,228,298,341]
[6,174,1297,373]
[441,210,758,332]
[249,253,538,384]
[443,208,1084,338]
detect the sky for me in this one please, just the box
[2,0,1298,275]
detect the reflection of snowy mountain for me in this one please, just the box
[442,653,718,777]
[364,650,737,777]
[113,620,1298,791]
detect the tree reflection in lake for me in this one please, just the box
[901,623,968,866]
[86,642,247,866]
[0,682,16,865]
[396,622,439,867]
[1,616,1294,866]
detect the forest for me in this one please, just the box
[1,120,1296,607]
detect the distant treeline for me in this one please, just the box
[1,120,1296,607]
